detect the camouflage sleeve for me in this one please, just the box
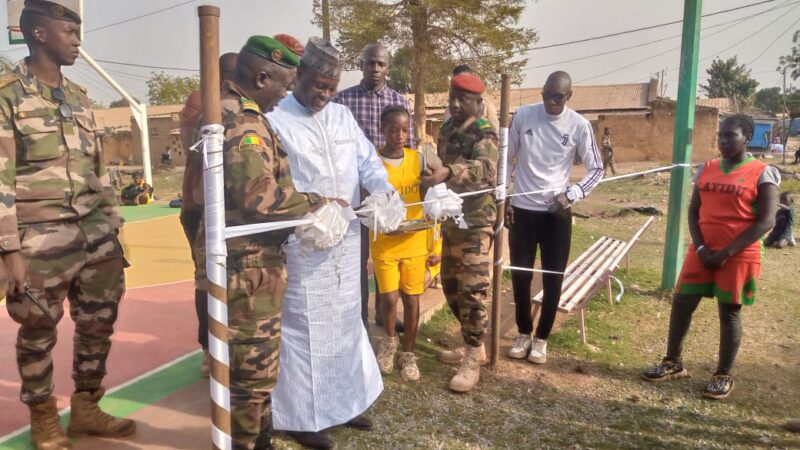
[0,104,20,252]
[224,119,322,222]
[92,111,122,229]
[446,132,499,193]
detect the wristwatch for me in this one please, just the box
[565,190,576,203]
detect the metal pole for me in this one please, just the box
[661,0,702,290]
[198,6,229,450]
[78,48,153,187]
[782,68,788,165]
[490,74,511,367]
[321,0,331,41]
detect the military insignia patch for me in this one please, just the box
[240,97,261,114]
[52,5,65,18]
[240,133,266,150]
[272,49,283,63]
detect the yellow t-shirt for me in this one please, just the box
[370,148,428,260]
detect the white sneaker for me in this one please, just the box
[507,333,532,359]
[527,337,547,364]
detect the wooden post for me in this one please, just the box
[198,6,230,450]
[490,74,512,367]
[606,278,613,305]
[199,6,221,126]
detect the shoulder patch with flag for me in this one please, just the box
[239,133,266,151]
[240,97,261,115]
[475,117,492,132]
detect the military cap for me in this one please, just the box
[300,37,342,78]
[242,35,300,68]
[450,72,485,94]
[22,0,82,24]
[274,34,304,57]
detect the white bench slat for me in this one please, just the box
[563,239,629,311]
[532,237,613,303]
[558,241,620,310]
[533,237,625,312]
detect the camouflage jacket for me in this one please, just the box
[438,116,499,227]
[221,81,322,266]
[0,60,119,253]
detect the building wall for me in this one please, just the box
[148,114,187,168]
[594,100,719,163]
[100,113,188,168]
[100,130,137,165]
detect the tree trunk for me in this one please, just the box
[410,5,428,142]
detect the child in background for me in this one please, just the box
[764,191,795,248]
[373,106,440,382]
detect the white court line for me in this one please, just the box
[0,349,203,444]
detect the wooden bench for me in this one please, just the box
[531,217,654,345]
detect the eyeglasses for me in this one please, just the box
[52,88,73,119]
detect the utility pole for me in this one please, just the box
[782,67,788,165]
[321,0,331,41]
[661,0,702,290]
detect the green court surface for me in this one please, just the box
[0,352,203,450]
[119,205,180,224]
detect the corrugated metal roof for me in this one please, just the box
[412,82,654,113]
[696,98,734,114]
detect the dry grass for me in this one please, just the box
[272,162,800,449]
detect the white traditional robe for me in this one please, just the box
[267,94,392,432]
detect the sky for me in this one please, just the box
[0,0,796,106]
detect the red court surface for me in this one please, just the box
[0,280,198,437]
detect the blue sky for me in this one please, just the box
[0,0,796,106]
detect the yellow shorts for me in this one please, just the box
[374,255,427,295]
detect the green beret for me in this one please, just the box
[22,0,82,24]
[242,35,300,69]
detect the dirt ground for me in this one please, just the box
[267,161,800,449]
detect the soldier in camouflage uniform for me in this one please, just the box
[421,72,498,393]
[0,2,135,449]
[219,36,328,450]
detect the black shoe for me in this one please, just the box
[288,431,335,449]
[641,358,690,382]
[702,373,734,400]
[345,414,373,430]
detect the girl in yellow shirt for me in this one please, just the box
[373,106,439,381]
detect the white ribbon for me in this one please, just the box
[357,191,406,235]
[423,184,467,230]
[295,202,354,250]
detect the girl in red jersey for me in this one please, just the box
[642,115,780,400]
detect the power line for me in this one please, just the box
[745,13,800,65]
[520,0,779,53]
[576,6,768,84]
[86,0,200,33]
[94,59,198,73]
[524,0,800,72]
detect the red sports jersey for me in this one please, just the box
[696,157,766,262]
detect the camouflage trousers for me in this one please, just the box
[5,212,125,405]
[227,258,285,450]
[441,226,492,347]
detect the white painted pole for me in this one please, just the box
[78,48,154,187]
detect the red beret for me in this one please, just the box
[450,73,485,94]
[274,34,305,57]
